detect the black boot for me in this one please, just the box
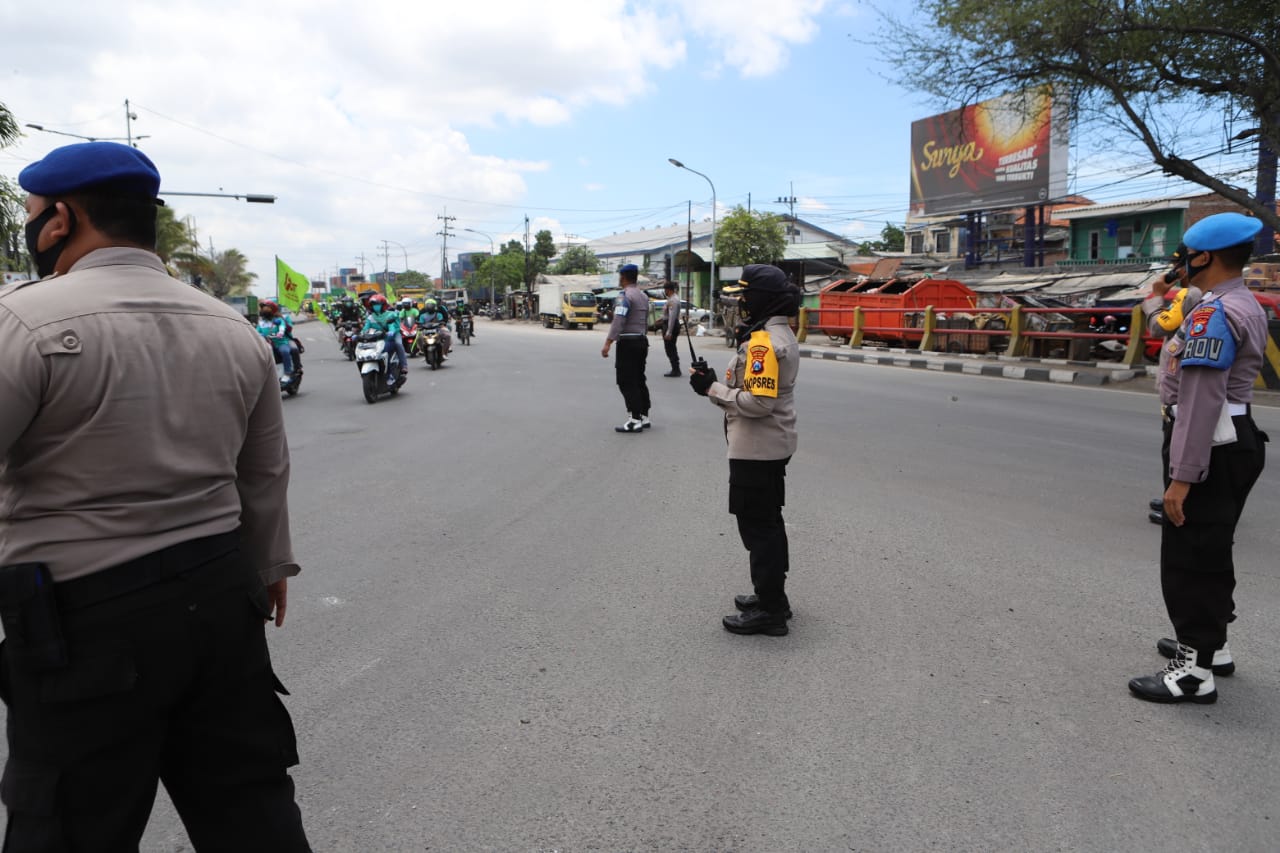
[1129,644,1216,704]
[722,608,788,636]
[734,594,791,619]
[665,366,681,377]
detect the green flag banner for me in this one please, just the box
[385,282,397,302]
[276,257,308,313]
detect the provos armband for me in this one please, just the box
[742,330,779,398]
[1180,300,1236,370]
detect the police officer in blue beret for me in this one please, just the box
[0,142,310,848]
[1129,212,1269,704]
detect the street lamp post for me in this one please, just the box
[380,238,410,289]
[160,191,276,203]
[26,123,150,146]
[669,158,716,318]
[462,228,498,307]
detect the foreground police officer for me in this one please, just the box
[601,263,651,432]
[1128,212,1268,704]
[0,142,310,849]
[690,264,800,636]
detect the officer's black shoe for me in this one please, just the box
[1128,644,1216,704]
[1148,509,1164,525]
[722,608,789,636]
[665,368,682,377]
[733,594,791,619]
[1149,498,1163,513]
[1157,637,1234,675]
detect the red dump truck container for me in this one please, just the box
[815,277,978,346]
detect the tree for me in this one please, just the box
[203,248,257,300]
[530,229,557,284]
[155,205,199,267]
[552,244,601,275]
[0,101,17,149]
[884,0,1280,232]
[857,222,906,256]
[395,269,433,291]
[474,251,524,298]
[0,102,26,272]
[715,207,786,266]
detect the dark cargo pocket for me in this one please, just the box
[1,758,60,816]
[271,673,301,768]
[38,652,137,704]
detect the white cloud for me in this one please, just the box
[0,0,831,284]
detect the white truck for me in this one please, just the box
[537,280,598,330]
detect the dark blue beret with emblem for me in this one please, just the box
[19,141,161,199]
[1182,212,1262,252]
[619,263,639,274]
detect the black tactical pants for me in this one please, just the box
[614,336,650,418]
[729,458,791,614]
[1160,414,1267,662]
[663,333,680,371]
[0,535,310,852]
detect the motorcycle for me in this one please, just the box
[415,323,445,370]
[400,319,421,356]
[354,331,404,403]
[457,315,473,346]
[338,322,360,361]
[273,342,303,397]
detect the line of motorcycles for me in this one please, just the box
[333,314,473,404]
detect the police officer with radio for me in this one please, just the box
[1128,212,1268,704]
[0,142,310,848]
[689,264,800,636]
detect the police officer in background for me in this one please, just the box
[1142,243,1202,524]
[690,264,800,636]
[1129,212,1268,705]
[601,263,651,432]
[661,280,682,377]
[0,142,310,848]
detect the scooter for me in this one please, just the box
[354,332,403,403]
[274,342,303,397]
[338,322,360,361]
[417,323,445,370]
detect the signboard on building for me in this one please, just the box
[909,86,1069,217]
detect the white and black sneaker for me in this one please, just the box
[1157,637,1234,675]
[640,415,651,429]
[1129,644,1217,704]
[615,418,643,433]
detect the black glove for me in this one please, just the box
[689,363,715,396]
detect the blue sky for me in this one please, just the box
[1,0,1244,292]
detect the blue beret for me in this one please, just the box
[19,141,161,198]
[1183,213,1262,252]
[618,263,639,275]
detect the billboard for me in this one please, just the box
[909,86,1069,217]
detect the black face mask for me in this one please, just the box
[24,203,76,279]
[1183,251,1211,284]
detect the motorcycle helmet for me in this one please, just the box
[259,300,280,320]
[424,298,438,313]
[399,298,413,311]
[368,293,389,313]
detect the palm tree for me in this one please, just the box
[204,248,257,299]
[0,101,25,271]
[0,101,17,149]
[155,205,198,266]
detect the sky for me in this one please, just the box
[1,0,1251,295]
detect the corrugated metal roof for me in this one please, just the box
[1056,195,1195,219]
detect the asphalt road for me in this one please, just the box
[13,318,1280,851]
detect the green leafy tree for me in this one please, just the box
[203,248,257,300]
[155,205,200,268]
[530,229,557,284]
[858,222,907,255]
[395,269,433,291]
[883,0,1280,231]
[552,244,601,275]
[474,251,524,297]
[0,101,17,149]
[715,207,786,266]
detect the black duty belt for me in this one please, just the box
[55,531,241,611]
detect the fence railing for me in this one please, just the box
[798,304,1153,366]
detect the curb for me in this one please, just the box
[798,346,1146,386]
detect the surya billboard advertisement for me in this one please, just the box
[909,86,1069,217]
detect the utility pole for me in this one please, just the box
[381,240,390,284]
[776,182,797,243]
[524,215,531,292]
[124,99,135,147]
[437,209,456,286]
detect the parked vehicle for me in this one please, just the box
[814,277,978,347]
[537,282,597,329]
[354,332,403,403]
[647,299,712,331]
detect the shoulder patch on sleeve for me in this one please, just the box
[1180,300,1236,369]
[742,329,779,398]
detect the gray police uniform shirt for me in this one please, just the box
[708,315,799,460]
[1159,276,1266,482]
[607,285,649,340]
[662,295,680,337]
[0,247,299,584]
